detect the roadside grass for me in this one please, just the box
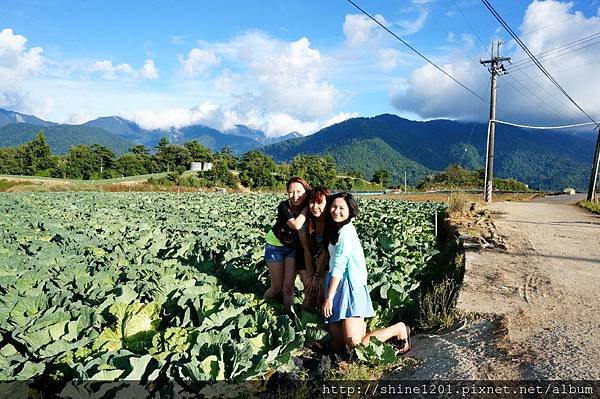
[447,191,470,216]
[0,179,33,192]
[418,277,462,331]
[578,199,600,215]
[326,358,416,381]
[374,192,540,203]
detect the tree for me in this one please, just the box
[155,138,191,172]
[19,132,55,175]
[290,155,337,187]
[214,145,238,170]
[91,144,116,177]
[202,158,239,188]
[334,177,354,191]
[346,169,363,179]
[129,144,149,155]
[184,140,213,163]
[239,151,276,189]
[372,167,390,187]
[0,147,21,175]
[63,145,97,179]
[115,154,151,176]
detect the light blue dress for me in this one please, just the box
[324,222,375,323]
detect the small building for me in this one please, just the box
[190,162,213,171]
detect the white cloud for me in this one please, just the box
[212,70,240,93]
[261,113,319,136]
[123,102,223,130]
[210,31,341,121]
[122,103,325,137]
[141,59,159,79]
[322,112,359,128]
[397,8,429,36]
[343,14,387,47]
[391,59,487,120]
[0,28,44,108]
[378,48,403,71]
[179,48,220,77]
[89,58,158,81]
[391,1,600,124]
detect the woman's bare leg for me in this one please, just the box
[298,270,315,309]
[264,262,283,298]
[342,319,409,348]
[282,256,297,310]
[328,322,345,353]
[341,317,367,347]
[361,322,408,346]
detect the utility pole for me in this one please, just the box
[404,171,407,192]
[587,128,600,201]
[481,41,510,203]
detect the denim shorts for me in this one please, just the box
[264,243,296,264]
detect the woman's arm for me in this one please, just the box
[286,206,308,230]
[329,226,350,280]
[322,276,341,318]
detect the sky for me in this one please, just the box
[1,0,599,136]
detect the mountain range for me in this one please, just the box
[0,108,597,191]
[0,110,296,155]
[262,114,597,191]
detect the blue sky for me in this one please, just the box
[1,0,599,135]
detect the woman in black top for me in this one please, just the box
[264,177,311,310]
[296,186,330,309]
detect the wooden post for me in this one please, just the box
[587,129,600,201]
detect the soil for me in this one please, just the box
[391,195,600,380]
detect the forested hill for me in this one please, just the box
[262,114,597,191]
[0,123,134,155]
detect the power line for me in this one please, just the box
[492,119,598,130]
[501,74,565,117]
[509,68,579,118]
[452,0,569,122]
[550,57,600,75]
[481,0,598,126]
[345,0,488,103]
[511,38,600,71]
[511,31,600,67]
[451,0,488,52]
[459,84,490,168]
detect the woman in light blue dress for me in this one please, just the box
[321,192,411,354]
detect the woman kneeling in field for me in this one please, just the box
[322,192,411,354]
[264,177,311,310]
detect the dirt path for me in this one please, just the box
[393,196,600,380]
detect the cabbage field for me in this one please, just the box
[0,192,444,395]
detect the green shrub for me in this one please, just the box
[418,278,460,331]
[578,199,600,214]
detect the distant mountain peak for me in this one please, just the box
[0,107,55,128]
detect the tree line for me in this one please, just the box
[0,132,389,190]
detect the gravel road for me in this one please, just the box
[392,197,600,380]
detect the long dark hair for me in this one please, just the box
[324,192,359,245]
[306,186,330,236]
